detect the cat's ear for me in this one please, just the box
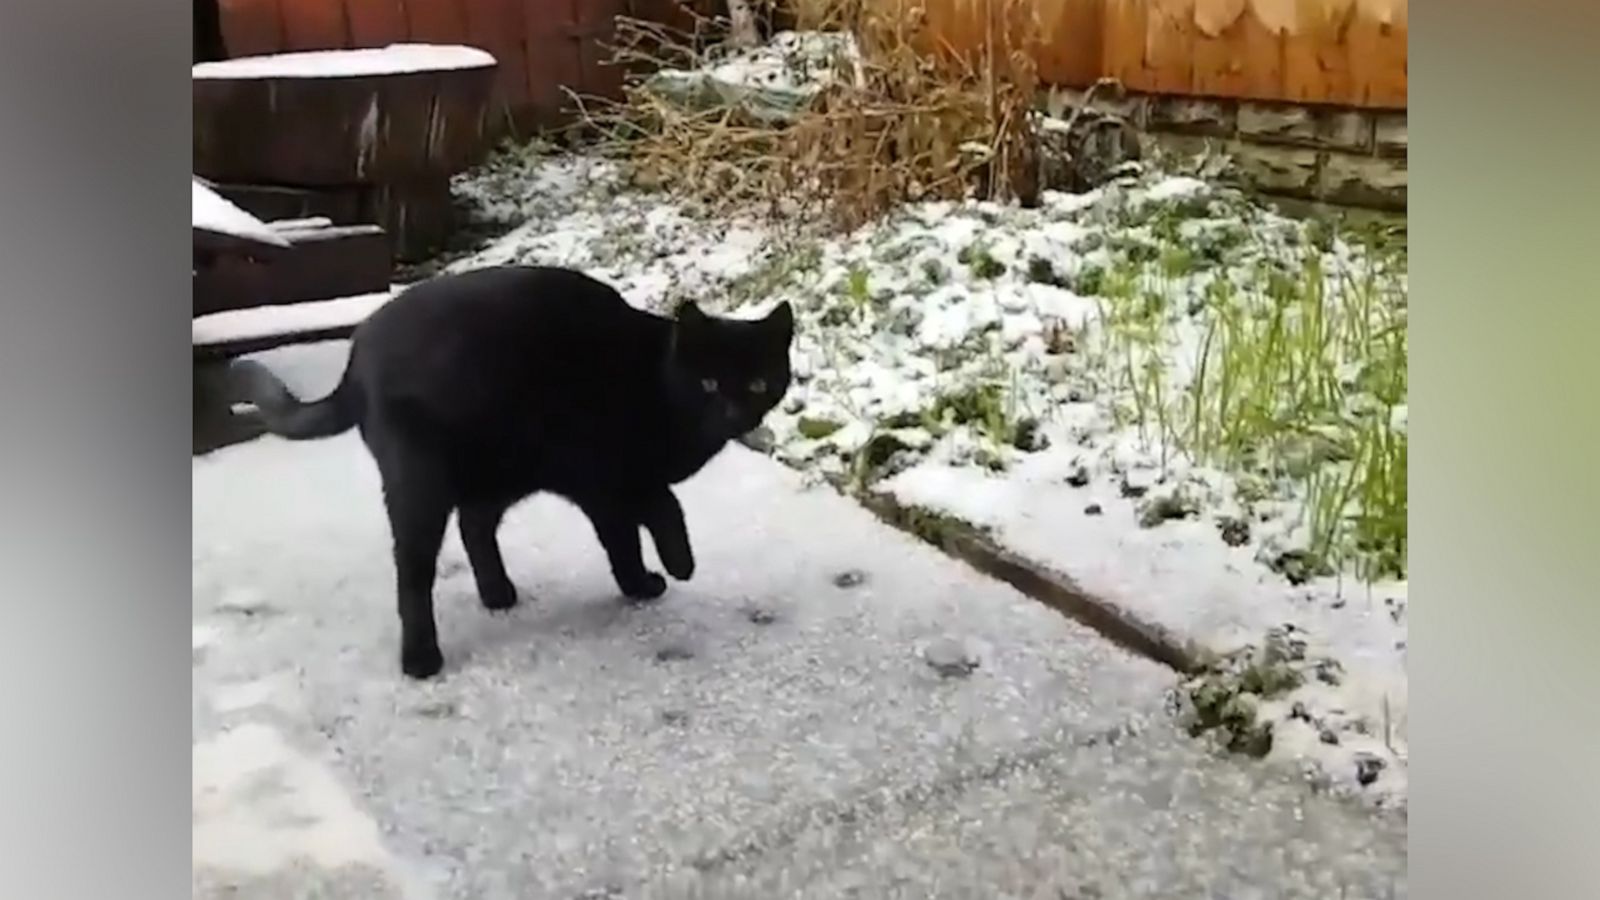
[676,300,707,326]
[670,300,707,360]
[765,301,795,344]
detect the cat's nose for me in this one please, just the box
[722,402,756,432]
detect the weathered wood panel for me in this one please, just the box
[873,0,1405,108]
[405,0,470,46]
[462,0,532,130]
[345,0,411,47]
[1035,0,1105,87]
[522,2,582,121]
[213,0,644,129]
[216,1,1406,118]
[193,65,496,185]
[217,0,285,58]
[1346,0,1407,108]
[193,223,393,317]
[1104,0,1406,107]
[896,0,1094,84]
[277,0,350,51]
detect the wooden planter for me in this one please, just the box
[193,44,498,260]
[192,178,394,344]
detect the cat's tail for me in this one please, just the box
[228,358,359,440]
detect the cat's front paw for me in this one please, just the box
[619,571,668,601]
[659,546,695,581]
[478,578,520,612]
[401,640,445,680]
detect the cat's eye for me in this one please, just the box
[749,379,767,394]
[700,377,719,392]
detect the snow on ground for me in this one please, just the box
[448,154,771,312]
[639,30,862,127]
[652,30,860,98]
[194,343,1406,897]
[429,141,1409,805]
[192,44,497,79]
[193,722,415,884]
[703,30,860,94]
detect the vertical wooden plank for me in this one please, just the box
[888,0,1051,84]
[1036,0,1104,87]
[939,0,972,68]
[1102,0,1153,93]
[908,0,960,73]
[1191,0,1251,99]
[1145,0,1197,95]
[1347,0,1406,108]
[500,0,530,122]
[523,0,581,122]
[520,0,552,117]
[278,0,352,51]
[1004,0,1048,82]
[921,0,979,74]
[462,0,532,125]
[572,0,624,102]
[218,0,287,57]
[1238,2,1288,102]
[1283,0,1354,104]
[406,0,470,43]
[346,0,410,46]
[1315,0,1359,104]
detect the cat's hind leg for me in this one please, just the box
[458,498,519,611]
[372,442,455,679]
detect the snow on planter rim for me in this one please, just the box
[192,44,497,80]
[192,179,290,248]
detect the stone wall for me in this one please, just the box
[1045,88,1407,212]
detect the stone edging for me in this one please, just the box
[854,489,1210,675]
[1046,87,1407,212]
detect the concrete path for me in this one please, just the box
[192,342,1406,899]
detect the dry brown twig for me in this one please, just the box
[566,1,1048,233]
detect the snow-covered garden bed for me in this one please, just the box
[643,30,861,125]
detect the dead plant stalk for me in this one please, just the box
[568,1,1047,232]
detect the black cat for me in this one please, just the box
[229,265,794,679]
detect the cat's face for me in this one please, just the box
[669,300,795,441]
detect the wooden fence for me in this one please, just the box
[892,0,1406,109]
[213,0,693,128]
[214,1,1406,124]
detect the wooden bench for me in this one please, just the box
[193,177,398,358]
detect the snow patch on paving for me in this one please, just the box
[193,723,416,891]
[211,674,302,716]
